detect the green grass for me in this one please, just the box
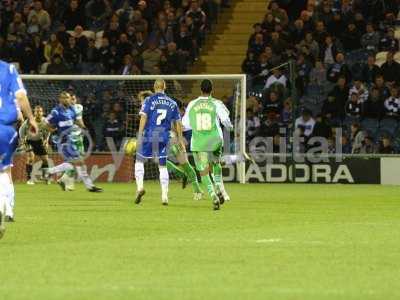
[1,183,400,300]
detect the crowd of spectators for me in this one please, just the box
[0,0,229,150]
[242,0,400,154]
[0,0,226,75]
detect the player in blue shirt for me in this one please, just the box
[135,79,184,205]
[44,91,102,193]
[0,60,38,235]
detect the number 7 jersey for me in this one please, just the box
[182,96,233,152]
[140,92,181,143]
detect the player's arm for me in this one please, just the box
[138,90,153,104]
[137,113,147,146]
[173,120,186,150]
[171,103,185,149]
[137,98,150,144]
[75,118,86,129]
[9,65,38,132]
[216,101,233,131]
[181,102,192,130]
[18,120,29,146]
[44,109,58,132]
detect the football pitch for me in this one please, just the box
[1,182,400,300]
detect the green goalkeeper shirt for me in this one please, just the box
[182,96,233,152]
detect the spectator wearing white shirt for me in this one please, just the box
[295,109,315,137]
[346,92,362,119]
[246,108,261,141]
[348,79,369,103]
[264,68,287,90]
[384,86,400,118]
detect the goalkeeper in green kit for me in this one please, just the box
[182,80,233,210]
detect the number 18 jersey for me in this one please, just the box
[182,96,232,152]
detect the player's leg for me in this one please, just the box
[193,152,220,210]
[166,159,186,180]
[39,154,50,184]
[168,142,188,188]
[3,168,15,221]
[173,144,203,199]
[26,150,35,185]
[210,145,229,203]
[0,126,19,221]
[211,162,229,202]
[159,157,169,205]
[134,156,146,204]
[66,140,101,192]
[0,171,9,238]
[45,161,75,175]
[59,169,76,191]
[73,161,102,192]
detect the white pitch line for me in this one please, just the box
[256,238,282,243]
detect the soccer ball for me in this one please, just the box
[124,138,137,156]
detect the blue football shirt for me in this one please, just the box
[0,61,26,125]
[140,92,181,143]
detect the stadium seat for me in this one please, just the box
[379,118,398,136]
[362,117,379,133]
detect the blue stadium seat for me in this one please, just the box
[361,117,379,133]
[379,118,398,136]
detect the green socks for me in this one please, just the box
[182,162,202,193]
[167,160,186,179]
[212,163,223,193]
[201,174,217,200]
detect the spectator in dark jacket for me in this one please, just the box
[362,55,381,84]
[47,55,68,74]
[320,35,338,67]
[363,87,384,119]
[379,27,399,52]
[263,91,282,115]
[361,23,380,52]
[322,93,342,122]
[341,22,361,52]
[62,0,85,30]
[379,136,395,154]
[248,33,265,58]
[241,51,261,77]
[329,76,349,118]
[373,75,390,100]
[381,51,400,85]
[327,53,352,83]
[63,36,81,72]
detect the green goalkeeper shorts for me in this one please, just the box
[193,146,223,172]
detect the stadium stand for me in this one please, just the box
[0,0,231,150]
[242,0,400,154]
[0,0,230,75]
[2,0,400,154]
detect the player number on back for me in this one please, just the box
[156,109,167,125]
[196,113,212,131]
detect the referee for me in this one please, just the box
[19,105,51,184]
